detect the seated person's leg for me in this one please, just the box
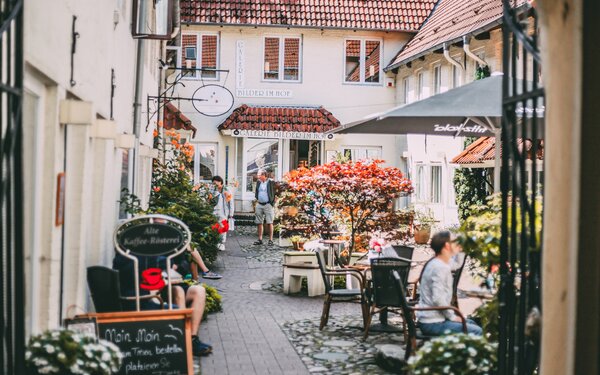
[185,284,212,356]
[420,320,482,336]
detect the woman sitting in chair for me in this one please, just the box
[417,231,482,336]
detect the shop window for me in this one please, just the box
[263,36,301,81]
[344,39,381,84]
[342,146,381,161]
[245,139,279,192]
[193,144,217,182]
[181,33,219,79]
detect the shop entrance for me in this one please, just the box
[289,140,321,169]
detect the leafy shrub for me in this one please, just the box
[407,333,497,375]
[26,330,122,375]
[202,283,223,315]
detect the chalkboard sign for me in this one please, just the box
[79,310,193,375]
[116,222,185,256]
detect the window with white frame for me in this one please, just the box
[417,71,425,99]
[181,33,219,79]
[402,77,410,104]
[452,63,461,88]
[433,65,442,94]
[342,146,382,161]
[416,164,427,201]
[263,36,301,81]
[344,39,381,84]
[430,165,442,203]
[194,143,218,182]
[415,164,443,203]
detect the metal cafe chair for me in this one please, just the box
[391,270,467,360]
[314,249,370,330]
[363,257,412,339]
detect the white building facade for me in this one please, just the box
[168,1,437,212]
[23,0,161,333]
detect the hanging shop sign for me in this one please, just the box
[115,215,186,257]
[231,129,334,141]
[235,88,293,98]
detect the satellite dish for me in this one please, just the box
[192,84,234,117]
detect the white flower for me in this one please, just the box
[25,351,31,360]
[468,347,478,357]
[443,365,450,373]
[44,344,55,354]
[423,367,429,374]
[33,342,41,348]
[443,352,451,358]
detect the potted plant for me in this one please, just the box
[26,329,122,375]
[413,208,436,244]
[289,235,307,250]
[406,333,497,375]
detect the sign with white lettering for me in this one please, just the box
[433,123,488,136]
[236,40,245,89]
[116,222,185,257]
[235,88,293,98]
[81,309,193,375]
[231,129,334,141]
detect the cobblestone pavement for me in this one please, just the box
[195,229,483,375]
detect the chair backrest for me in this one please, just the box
[392,245,414,260]
[392,270,419,358]
[370,258,411,308]
[87,266,125,313]
[451,253,468,307]
[315,249,332,292]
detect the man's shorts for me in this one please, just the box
[255,203,275,224]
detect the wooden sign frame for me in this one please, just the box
[77,309,193,375]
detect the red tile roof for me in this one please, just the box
[181,0,438,32]
[451,136,543,165]
[218,105,341,133]
[386,0,527,70]
[164,102,198,137]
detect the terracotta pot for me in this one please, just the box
[414,226,431,244]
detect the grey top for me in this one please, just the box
[416,257,455,323]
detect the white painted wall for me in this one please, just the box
[23,0,161,332]
[167,25,412,210]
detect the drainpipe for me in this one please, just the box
[443,42,464,85]
[463,36,488,67]
[132,39,145,194]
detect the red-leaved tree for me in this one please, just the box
[279,159,413,256]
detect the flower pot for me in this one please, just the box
[414,226,431,244]
[292,241,305,251]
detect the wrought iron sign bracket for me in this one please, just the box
[70,15,80,87]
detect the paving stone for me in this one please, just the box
[313,352,350,361]
[322,340,355,348]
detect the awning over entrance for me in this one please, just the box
[218,104,340,140]
[163,102,197,137]
[451,136,544,168]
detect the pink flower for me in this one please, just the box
[369,237,387,253]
